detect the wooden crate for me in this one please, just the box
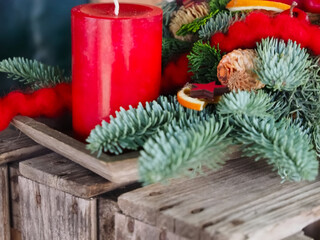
[0,126,142,240]
[117,157,320,240]
[16,150,142,240]
[0,127,48,240]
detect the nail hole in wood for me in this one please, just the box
[149,191,162,196]
[35,192,41,206]
[191,208,204,214]
[231,219,244,226]
[127,218,135,233]
[159,230,167,240]
[202,222,214,229]
[71,200,78,215]
[159,202,180,211]
[55,160,66,165]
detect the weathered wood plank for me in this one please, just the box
[284,232,313,240]
[98,197,120,240]
[19,152,124,198]
[0,127,47,165]
[12,116,139,184]
[19,176,97,240]
[9,163,21,233]
[118,157,320,240]
[115,213,190,240]
[0,165,10,240]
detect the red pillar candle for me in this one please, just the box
[71,3,163,139]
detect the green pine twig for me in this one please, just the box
[255,38,312,91]
[233,115,318,182]
[187,41,222,83]
[86,96,214,156]
[176,10,219,37]
[216,90,274,117]
[199,12,245,40]
[209,0,231,12]
[0,57,70,89]
[139,115,232,185]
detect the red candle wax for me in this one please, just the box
[71,3,163,139]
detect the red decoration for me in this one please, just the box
[0,83,71,131]
[190,82,229,100]
[71,3,163,139]
[161,53,192,95]
[211,11,320,55]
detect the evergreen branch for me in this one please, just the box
[267,56,320,122]
[0,57,70,89]
[86,96,214,156]
[255,38,312,91]
[209,0,230,12]
[176,10,218,36]
[233,115,318,182]
[199,12,245,40]
[187,41,222,83]
[139,115,232,185]
[162,0,179,38]
[313,125,320,158]
[162,0,179,26]
[216,90,274,117]
[86,96,176,156]
[162,38,193,68]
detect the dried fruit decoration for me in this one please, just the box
[217,49,265,91]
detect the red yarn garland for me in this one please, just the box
[211,11,320,55]
[0,83,71,131]
[161,53,192,95]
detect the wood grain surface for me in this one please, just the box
[19,176,97,240]
[118,157,320,240]
[19,152,124,198]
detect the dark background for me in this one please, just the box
[0,0,87,96]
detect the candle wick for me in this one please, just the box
[113,0,119,16]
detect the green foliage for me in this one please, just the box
[176,10,219,36]
[139,115,232,185]
[0,57,70,89]
[187,41,222,83]
[162,0,179,26]
[162,38,193,67]
[232,115,318,182]
[162,0,179,38]
[216,90,274,117]
[199,12,245,40]
[86,96,176,156]
[209,0,230,12]
[255,38,312,91]
[86,96,214,156]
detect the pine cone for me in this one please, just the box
[217,49,265,91]
[169,2,210,41]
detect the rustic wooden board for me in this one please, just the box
[118,157,320,240]
[115,212,190,240]
[0,165,10,240]
[0,127,47,165]
[98,197,121,240]
[12,116,139,184]
[9,163,21,236]
[19,176,97,240]
[19,152,124,198]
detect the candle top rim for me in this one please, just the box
[72,3,162,20]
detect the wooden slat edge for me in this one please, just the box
[12,116,139,184]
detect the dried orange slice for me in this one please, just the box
[177,85,208,111]
[226,0,291,12]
